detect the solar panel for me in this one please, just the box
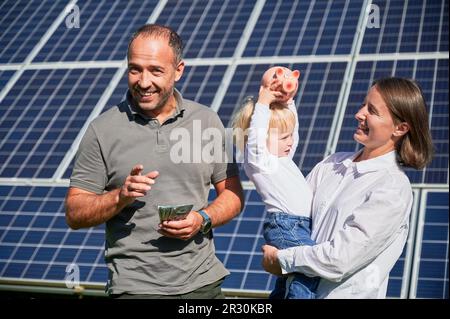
[0,68,117,178]
[0,1,67,63]
[243,0,364,56]
[0,185,106,283]
[33,0,159,62]
[360,0,448,54]
[412,191,449,298]
[157,0,257,58]
[0,0,448,299]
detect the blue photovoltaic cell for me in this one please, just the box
[336,59,449,184]
[0,186,107,283]
[415,191,449,299]
[219,62,346,178]
[156,0,256,58]
[0,68,117,178]
[361,0,448,54]
[33,0,159,62]
[0,0,66,63]
[243,0,363,57]
[0,70,15,91]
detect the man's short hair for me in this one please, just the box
[127,24,183,64]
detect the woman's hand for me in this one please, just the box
[261,244,282,276]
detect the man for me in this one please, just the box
[65,24,244,298]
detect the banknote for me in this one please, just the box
[158,204,193,222]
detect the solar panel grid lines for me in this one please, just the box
[33,0,160,62]
[409,189,449,298]
[173,0,218,59]
[38,1,110,62]
[0,187,41,277]
[229,191,266,290]
[14,68,96,178]
[0,185,108,282]
[156,0,257,59]
[361,0,449,54]
[15,203,67,280]
[242,0,364,57]
[237,213,267,290]
[0,68,117,179]
[296,62,333,168]
[0,1,67,64]
[213,189,275,292]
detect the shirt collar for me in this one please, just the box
[342,150,399,174]
[125,88,185,121]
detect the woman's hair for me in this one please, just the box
[373,77,434,169]
[231,97,296,151]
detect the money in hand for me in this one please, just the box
[158,204,193,222]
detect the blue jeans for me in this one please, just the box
[263,212,320,299]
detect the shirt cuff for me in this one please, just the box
[277,247,299,275]
[255,102,271,111]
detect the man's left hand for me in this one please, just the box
[158,211,202,240]
[261,244,282,276]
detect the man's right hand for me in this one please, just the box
[119,164,159,205]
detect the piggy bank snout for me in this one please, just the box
[282,70,299,93]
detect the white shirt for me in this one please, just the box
[277,151,413,298]
[243,101,312,217]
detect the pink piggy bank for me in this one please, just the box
[275,67,300,93]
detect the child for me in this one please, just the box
[232,66,319,299]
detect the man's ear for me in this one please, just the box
[393,122,410,137]
[174,60,185,82]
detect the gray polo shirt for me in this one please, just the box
[70,89,239,295]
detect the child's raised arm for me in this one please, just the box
[288,100,299,159]
[245,85,284,170]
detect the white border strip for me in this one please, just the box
[400,188,420,298]
[0,52,447,71]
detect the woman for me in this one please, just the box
[262,77,434,298]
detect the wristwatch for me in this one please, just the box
[198,210,212,234]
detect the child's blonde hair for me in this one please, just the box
[232,96,296,151]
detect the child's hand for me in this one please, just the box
[257,85,283,106]
[257,77,284,106]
